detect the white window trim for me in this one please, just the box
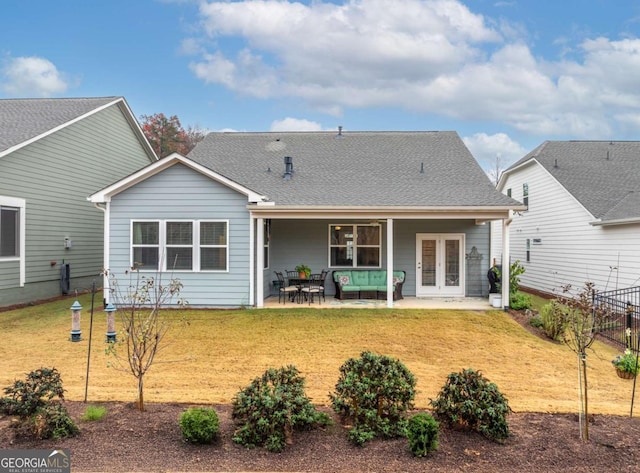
[130,219,229,273]
[0,196,26,287]
[328,223,381,268]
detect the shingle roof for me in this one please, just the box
[0,97,120,155]
[507,141,640,222]
[187,131,518,208]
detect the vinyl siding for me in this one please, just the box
[497,161,640,294]
[0,104,153,305]
[267,218,490,298]
[108,164,251,307]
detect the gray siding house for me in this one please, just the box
[0,97,157,307]
[90,131,523,308]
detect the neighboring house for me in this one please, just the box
[90,131,523,308]
[492,140,640,296]
[0,97,157,307]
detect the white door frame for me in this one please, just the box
[415,233,465,297]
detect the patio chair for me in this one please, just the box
[275,271,299,304]
[318,269,328,301]
[300,273,323,305]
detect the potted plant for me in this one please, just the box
[611,349,639,379]
[295,264,311,279]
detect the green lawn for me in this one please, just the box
[0,292,635,415]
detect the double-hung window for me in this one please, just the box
[131,220,228,271]
[329,224,380,268]
[0,205,20,258]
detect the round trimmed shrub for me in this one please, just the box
[329,351,416,446]
[407,412,439,457]
[232,365,331,452]
[180,407,219,444]
[430,368,511,443]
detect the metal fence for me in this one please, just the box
[595,286,640,351]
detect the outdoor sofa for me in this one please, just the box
[332,270,406,301]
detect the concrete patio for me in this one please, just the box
[263,295,495,310]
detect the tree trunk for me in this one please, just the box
[581,356,589,441]
[137,376,145,412]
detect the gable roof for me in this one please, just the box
[89,153,266,204]
[0,96,156,160]
[504,141,640,224]
[187,131,520,210]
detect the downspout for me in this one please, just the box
[92,201,110,306]
[501,211,512,311]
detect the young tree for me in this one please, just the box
[553,282,610,440]
[140,113,205,158]
[105,269,187,411]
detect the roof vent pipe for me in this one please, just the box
[336,126,344,138]
[283,156,293,180]
[554,159,558,168]
[420,162,424,174]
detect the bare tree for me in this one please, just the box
[488,153,504,187]
[553,282,609,440]
[105,269,187,411]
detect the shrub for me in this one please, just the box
[180,407,219,444]
[0,367,65,417]
[0,367,78,440]
[32,403,79,440]
[81,405,107,421]
[407,412,439,457]
[510,291,532,310]
[232,365,331,452]
[430,368,511,443]
[540,301,565,340]
[529,314,543,328]
[329,351,416,446]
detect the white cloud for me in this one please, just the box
[188,0,640,140]
[463,132,526,170]
[270,117,324,131]
[1,56,68,97]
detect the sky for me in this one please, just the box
[2,0,640,171]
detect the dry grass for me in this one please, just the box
[0,292,635,415]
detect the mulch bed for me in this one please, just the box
[2,310,640,472]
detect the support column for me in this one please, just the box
[255,217,264,308]
[501,212,512,311]
[386,218,394,308]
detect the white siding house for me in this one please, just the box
[493,141,640,295]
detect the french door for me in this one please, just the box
[415,233,465,296]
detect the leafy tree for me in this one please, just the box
[140,113,205,158]
[105,269,188,411]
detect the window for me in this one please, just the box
[506,188,512,197]
[0,206,19,257]
[526,238,531,262]
[131,220,228,271]
[329,224,380,267]
[523,183,529,208]
[200,221,227,271]
[132,222,160,270]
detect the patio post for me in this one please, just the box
[501,211,512,311]
[386,218,394,308]
[255,217,264,308]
